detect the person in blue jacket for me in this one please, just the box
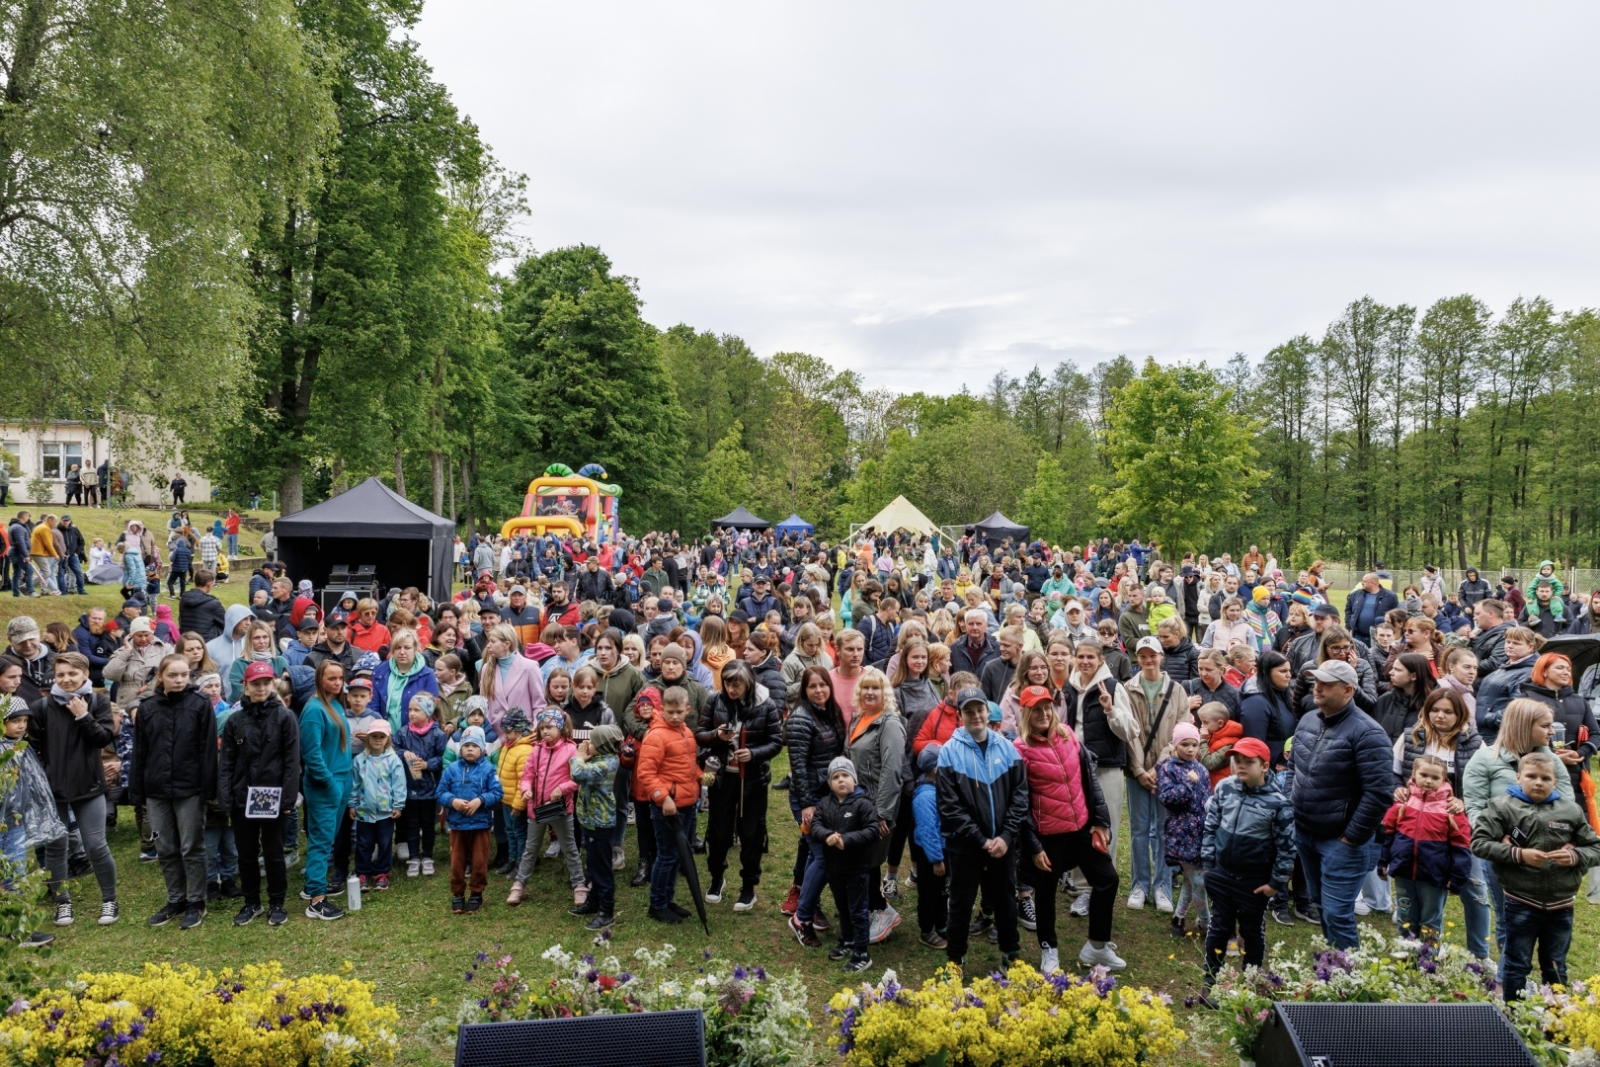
[909,746,947,948]
[299,660,353,921]
[437,725,502,915]
[393,694,447,877]
[370,630,439,733]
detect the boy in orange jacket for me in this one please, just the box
[636,686,702,924]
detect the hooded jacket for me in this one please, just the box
[1381,784,1472,889]
[28,688,116,804]
[808,785,880,873]
[437,750,503,831]
[177,587,226,642]
[935,725,1030,854]
[71,614,117,685]
[299,697,353,799]
[597,660,646,738]
[1122,672,1191,779]
[1159,637,1200,684]
[696,686,784,784]
[1516,679,1598,798]
[1472,786,1600,909]
[1202,775,1295,890]
[784,700,846,808]
[392,719,446,801]
[129,685,218,804]
[217,693,300,812]
[636,716,700,809]
[783,646,835,709]
[207,604,256,701]
[1156,753,1212,863]
[1238,677,1298,769]
[847,705,905,824]
[1065,664,1135,770]
[350,747,408,822]
[678,629,717,691]
[1475,655,1536,745]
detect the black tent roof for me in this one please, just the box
[710,506,771,531]
[273,478,455,539]
[972,510,1030,542]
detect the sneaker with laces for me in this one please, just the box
[733,887,757,911]
[969,913,993,935]
[421,857,435,876]
[1353,896,1372,917]
[780,885,801,915]
[1270,904,1294,926]
[406,859,421,878]
[180,905,205,930]
[1070,892,1092,918]
[544,839,561,859]
[375,874,390,891]
[585,912,614,931]
[305,898,344,921]
[918,929,948,949]
[268,906,288,926]
[1154,887,1174,914]
[844,953,872,973]
[1127,885,1146,910]
[1018,895,1038,931]
[881,873,898,900]
[98,901,119,926]
[1078,941,1126,970]
[827,943,851,961]
[812,911,831,931]
[869,906,901,944]
[790,915,821,947]
[20,932,55,948]
[1040,946,1060,974]
[705,875,726,904]
[1294,902,1321,924]
[147,902,183,927]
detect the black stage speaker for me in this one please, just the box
[1254,1002,1537,1067]
[454,1009,705,1067]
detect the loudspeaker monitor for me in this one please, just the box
[454,1009,706,1067]
[1254,1002,1537,1067]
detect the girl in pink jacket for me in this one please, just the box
[509,709,583,903]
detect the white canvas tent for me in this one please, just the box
[854,495,940,538]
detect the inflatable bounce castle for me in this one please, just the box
[499,463,621,543]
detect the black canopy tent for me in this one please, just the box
[970,510,1030,548]
[273,478,457,605]
[709,506,771,532]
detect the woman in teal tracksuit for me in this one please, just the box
[300,660,353,920]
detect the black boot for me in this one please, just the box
[630,863,650,888]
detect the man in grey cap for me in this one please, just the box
[5,617,53,705]
[1282,658,1392,950]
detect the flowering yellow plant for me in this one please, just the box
[0,961,398,1067]
[827,962,1184,1067]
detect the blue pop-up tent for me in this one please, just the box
[774,513,814,537]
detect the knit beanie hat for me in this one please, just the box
[1171,722,1202,746]
[827,756,856,780]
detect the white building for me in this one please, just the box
[0,420,211,507]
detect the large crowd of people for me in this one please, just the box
[1,518,1598,999]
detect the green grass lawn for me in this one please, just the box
[26,750,1600,1066]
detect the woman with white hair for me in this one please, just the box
[845,667,906,944]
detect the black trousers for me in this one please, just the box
[911,842,947,935]
[706,775,768,889]
[886,793,914,868]
[828,868,872,954]
[1205,866,1270,977]
[233,810,287,908]
[1024,826,1119,946]
[945,847,1020,963]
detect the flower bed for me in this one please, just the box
[826,962,1185,1067]
[0,961,398,1067]
[442,944,815,1067]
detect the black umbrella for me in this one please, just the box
[671,813,711,935]
[1537,634,1600,680]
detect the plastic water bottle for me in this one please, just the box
[346,873,362,911]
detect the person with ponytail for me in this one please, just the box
[300,659,352,921]
[478,623,545,729]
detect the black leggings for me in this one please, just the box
[233,810,287,907]
[1024,826,1119,946]
[886,793,914,869]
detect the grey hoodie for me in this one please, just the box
[207,603,256,700]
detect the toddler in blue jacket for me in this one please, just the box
[437,726,503,914]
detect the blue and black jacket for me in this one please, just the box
[934,726,1030,855]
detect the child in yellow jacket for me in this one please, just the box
[496,708,536,875]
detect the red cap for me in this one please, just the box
[1018,685,1054,708]
[1231,737,1271,763]
[243,662,277,683]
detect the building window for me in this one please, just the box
[0,441,18,476]
[40,442,82,481]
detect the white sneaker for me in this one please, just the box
[881,873,898,901]
[1078,941,1126,970]
[1154,887,1173,914]
[869,906,901,944]
[421,858,435,876]
[396,842,409,861]
[1354,896,1372,917]
[544,839,561,859]
[1070,892,1092,918]
[406,858,421,878]
[1127,885,1146,910]
[612,846,626,871]
[1040,946,1061,974]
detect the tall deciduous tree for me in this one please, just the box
[1099,359,1264,554]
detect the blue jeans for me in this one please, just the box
[204,824,238,883]
[64,556,85,595]
[1482,861,1509,980]
[1461,857,1493,960]
[1502,900,1574,999]
[226,533,238,557]
[796,841,828,924]
[1392,875,1447,940]
[10,555,32,596]
[505,808,527,869]
[1126,783,1170,896]
[1,824,27,892]
[648,807,681,912]
[1297,833,1376,949]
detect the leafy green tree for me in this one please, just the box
[1099,359,1265,554]
[692,423,754,532]
[1016,454,1080,547]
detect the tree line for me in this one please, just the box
[4,3,1596,566]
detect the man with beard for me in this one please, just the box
[72,608,118,688]
[306,611,359,676]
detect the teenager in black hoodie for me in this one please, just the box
[219,661,301,927]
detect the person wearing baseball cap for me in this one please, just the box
[1198,733,1294,1001]
[218,658,300,926]
[1284,648,1393,951]
[305,609,357,676]
[1122,633,1188,913]
[935,677,1030,970]
[1287,603,1346,675]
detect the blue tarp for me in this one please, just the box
[774,513,814,537]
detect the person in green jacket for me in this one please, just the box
[1472,750,1600,998]
[300,661,353,921]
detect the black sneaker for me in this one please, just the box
[705,875,726,904]
[268,906,288,927]
[918,929,948,949]
[569,898,600,916]
[1018,895,1038,932]
[667,901,690,918]
[53,901,73,927]
[220,877,243,898]
[649,906,684,924]
[585,912,614,931]
[790,915,821,947]
[20,931,54,948]
[734,887,757,911]
[147,902,183,927]
[772,774,791,791]
[206,882,222,902]
[969,913,993,936]
[630,864,650,888]
[828,943,851,961]
[451,897,466,915]
[180,905,205,930]
[1270,904,1294,926]
[466,894,483,913]
[1170,917,1186,939]
[233,903,264,927]
[97,901,118,926]
[327,872,347,896]
[844,953,872,973]
[138,847,159,862]
[1293,902,1321,924]
[305,898,344,921]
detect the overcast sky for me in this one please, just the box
[413,3,1600,392]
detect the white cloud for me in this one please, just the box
[414,1,1600,389]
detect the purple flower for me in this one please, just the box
[145,1055,162,1065]
[585,970,600,983]
[1092,974,1116,997]
[704,949,714,961]
[478,998,489,1009]
[475,951,489,964]
[733,966,748,981]
[128,1023,145,1039]
[279,1015,293,1027]
[51,1008,66,1021]
[465,971,476,982]
[617,973,634,984]
[1183,996,1196,1009]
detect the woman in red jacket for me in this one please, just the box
[1014,685,1123,976]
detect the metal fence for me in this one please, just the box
[1317,567,1600,598]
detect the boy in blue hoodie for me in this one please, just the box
[348,719,408,892]
[910,745,947,950]
[437,726,502,914]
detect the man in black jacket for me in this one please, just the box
[57,514,87,595]
[980,626,1025,703]
[950,610,1000,679]
[178,570,227,642]
[219,663,300,926]
[1283,659,1392,950]
[71,609,117,688]
[305,611,358,676]
[575,557,613,602]
[1458,567,1491,608]
[130,655,218,930]
[1472,599,1511,676]
[695,660,784,909]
